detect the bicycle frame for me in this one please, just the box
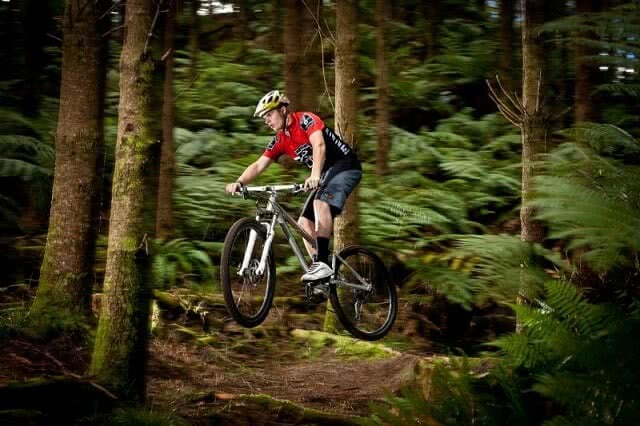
[236,184,372,292]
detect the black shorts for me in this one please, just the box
[301,168,362,221]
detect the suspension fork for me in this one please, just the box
[238,197,278,277]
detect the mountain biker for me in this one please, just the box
[225,90,362,282]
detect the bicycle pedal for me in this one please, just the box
[304,281,328,302]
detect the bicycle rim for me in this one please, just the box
[221,218,275,327]
[330,246,397,340]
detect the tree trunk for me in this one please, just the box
[375,0,390,176]
[575,0,602,123]
[90,0,154,402]
[284,0,303,109]
[284,0,322,111]
[333,0,359,253]
[156,0,176,239]
[271,0,284,53]
[235,0,250,58]
[30,0,106,335]
[425,0,442,60]
[299,0,322,112]
[325,0,359,334]
[190,0,199,79]
[21,0,50,117]
[520,0,547,243]
[499,0,516,89]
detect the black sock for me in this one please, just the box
[316,237,329,264]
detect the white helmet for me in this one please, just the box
[254,90,289,117]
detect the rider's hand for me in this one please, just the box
[304,175,320,191]
[226,182,242,194]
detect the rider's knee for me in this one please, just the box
[298,216,313,231]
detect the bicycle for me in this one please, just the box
[220,183,397,341]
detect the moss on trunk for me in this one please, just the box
[29,0,105,337]
[89,0,155,403]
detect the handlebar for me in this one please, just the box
[231,183,305,198]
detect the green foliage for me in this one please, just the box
[493,281,640,425]
[152,238,218,290]
[0,305,29,339]
[368,358,519,426]
[0,135,53,179]
[174,47,282,133]
[533,124,640,271]
[0,109,54,230]
[359,112,520,255]
[106,407,188,426]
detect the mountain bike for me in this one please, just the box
[220,183,397,341]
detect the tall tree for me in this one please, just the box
[156,0,176,239]
[21,0,50,117]
[575,0,602,123]
[520,0,547,244]
[325,0,359,333]
[235,0,250,58]
[333,0,359,252]
[284,0,321,111]
[189,0,200,79]
[30,0,107,334]
[270,0,284,53]
[424,0,442,60]
[90,0,155,402]
[299,0,322,112]
[284,0,303,108]
[375,0,390,176]
[499,0,516,89]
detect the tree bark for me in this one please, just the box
[30,0,107,334]
[575,0,602,123]
[271,0,284,53]
[190,0,200,79]
[284,0,322,111]
[21,0,50,117]
[333,0,359,252]
[299,0,322,112]
[156,0,176,239]
[325,0,359,334]
[520,0,547,245]
[499,0,516,89]
[424,0,442,60]
[375,0,390,176]
[234,0,250,58]
[90,0,154,402]
[284,0,303,109]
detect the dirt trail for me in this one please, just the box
[146,335,420,423]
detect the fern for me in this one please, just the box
[491,281,640,424]
[152,238,217,290]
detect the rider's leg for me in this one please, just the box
[313,199,333,265]
[298,216,317,259]
[302,169,361,281]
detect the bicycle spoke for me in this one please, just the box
[221,218,275,327]
[329,247,397,340]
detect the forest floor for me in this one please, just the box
[0,286,430,425]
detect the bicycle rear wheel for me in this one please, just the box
[329,246,397,341]
[220,218,275,327]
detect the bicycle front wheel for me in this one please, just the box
[329,246,397,341]
[220,218,276,327]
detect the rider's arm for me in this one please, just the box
[306,130,325,189]
[226,156,273,193]
[238,155,273,185]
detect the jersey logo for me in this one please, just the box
[266,135,278,151]
[300,114,315,131]
[294,143,314,168]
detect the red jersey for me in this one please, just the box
[262,112,360,173]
